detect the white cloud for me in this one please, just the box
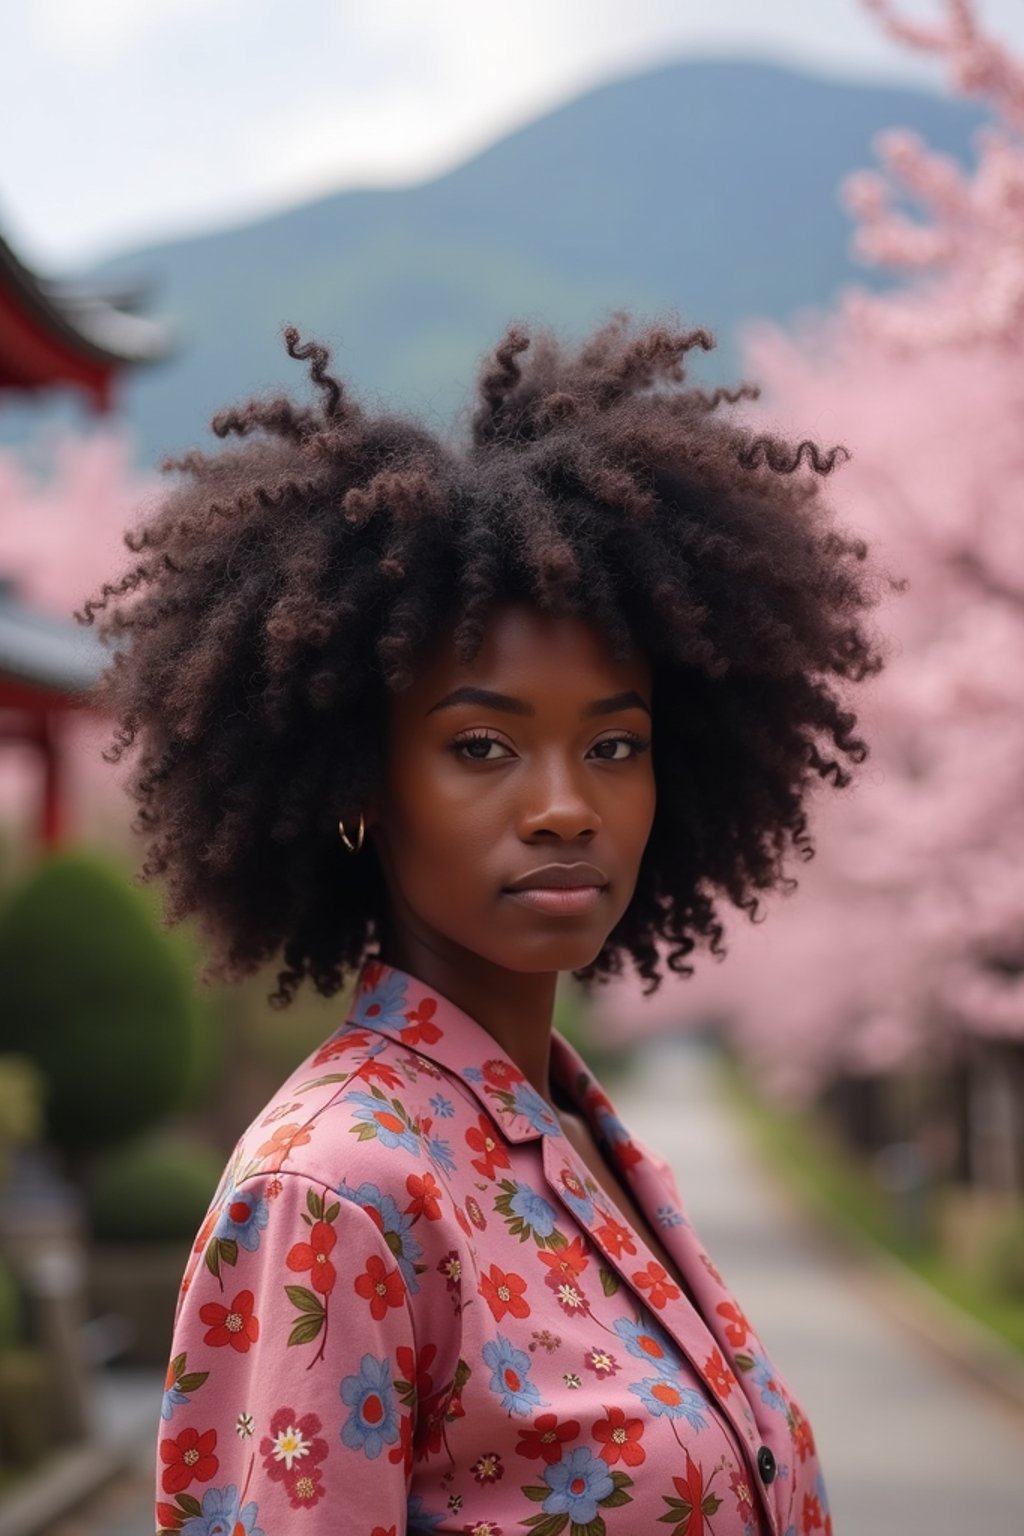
[4,0,1024,267]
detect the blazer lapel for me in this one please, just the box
[544,1036,779,1535]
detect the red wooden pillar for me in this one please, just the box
[39,710,63,847]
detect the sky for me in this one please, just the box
[3,0,1023,271]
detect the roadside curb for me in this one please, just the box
[728,1097,1024,1425]
[0,1436,135,1536]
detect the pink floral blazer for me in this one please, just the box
[156,959,831,1536]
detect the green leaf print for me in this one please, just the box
[285,1285,324,1315]
[288,1312,325,1347]
[598,1265,620,1297]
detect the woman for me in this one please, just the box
[80,317,884,1536]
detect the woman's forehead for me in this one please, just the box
[394,603,650,718]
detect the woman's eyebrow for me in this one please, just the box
[426,686,650,717]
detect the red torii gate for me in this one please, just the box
[0,230,170,846]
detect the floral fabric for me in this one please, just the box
[156,959,831,1536]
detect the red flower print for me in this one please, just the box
[192,1205,219,1255]
[286,1219,337,1295]
[594,1213,636,1259]
[479,1263,530,1322]
[481,1057,524,1090]
[388,1410,414,1476]
[551,1280,589,1318]
[803,1492,825,1532]
[631,1260,680,1310]
[592,1405,646,1467]
[360,960,385,993]
[405,1169,443,1220]
[465,1114,511,1180]
[669,1449,721,1536]
[703,1346,736,1399]
[354,1252,406,1319]
[583,1346,619,1379]
[198,1288,260,1352]
[730,1468,755,1524]
[159,1426,219,1494]
[362,1057,404,1090]
[259,1406,328,1509]
[716,1299,752,1347]
[313,1028,373,1065]
[515,1412,580,1464]
[463,1523,502,1536]
[790,1402,816,1462]
[537,1236,589,1289]
[455,1205,472,1238]
[470,1450,505,1484]
[371,1527,397,1536]
[465,1195,487,1231]
[396,1342,438,1401]
[400,997,443,1046]
[611,1138,643,1171]
[438,1250,463,1291]
[257,1122,313,1170]
[265,1177,283,1201]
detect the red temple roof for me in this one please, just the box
[0,230,171,411]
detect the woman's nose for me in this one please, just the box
[517,760,601,842]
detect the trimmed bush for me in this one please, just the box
[0,852,203,1155]
[0,1260,21,1357]
[87,1134,224,1244]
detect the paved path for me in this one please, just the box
[30,1037,1024,1536]
[614,1035,1024,1536]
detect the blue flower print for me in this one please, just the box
[656,1203,685,1228]
[428,1091,455,1118]
[463,1065,484,1083]
[630,1374,708,1430]
[750,1352,788,1412]
[181,1484,264,1536]
[213,1184,269,1252]
[482,1333,545,1415]
[161,1381,189,1421]
[508,1182,558,1239]
[354,967,409,1030]
[339,1181,424,1293]
[342,1090,420,1154]
[339,1353,399,1458]
[557,1166,596,1226]
[593,1103,634,1154]
[407,1493,446,1533]
[612,1315,683,1375]
[511,1080,561,1134]
[424,1131,457,1176]
[543,1445,615,1525]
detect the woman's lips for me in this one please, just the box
[503,885,606,916]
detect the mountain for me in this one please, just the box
[6,58,988,467]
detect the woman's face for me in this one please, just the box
[367,602,656,975]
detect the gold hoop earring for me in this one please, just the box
[338,812,365,854]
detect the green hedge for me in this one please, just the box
[87,1134,224,1244]
[0,852,206,1155]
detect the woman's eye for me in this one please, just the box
[454,734,513,762]
[589,734,650,761]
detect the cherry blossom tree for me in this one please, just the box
[593,1,1024,1103]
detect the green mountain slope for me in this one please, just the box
[8,58,988,466]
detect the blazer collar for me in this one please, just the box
[345,957,572,1143]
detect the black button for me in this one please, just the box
[757,1445,776,1485]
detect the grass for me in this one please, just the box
[717,1050,1024,1356]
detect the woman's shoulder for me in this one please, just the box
[222,1018,472,1204]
